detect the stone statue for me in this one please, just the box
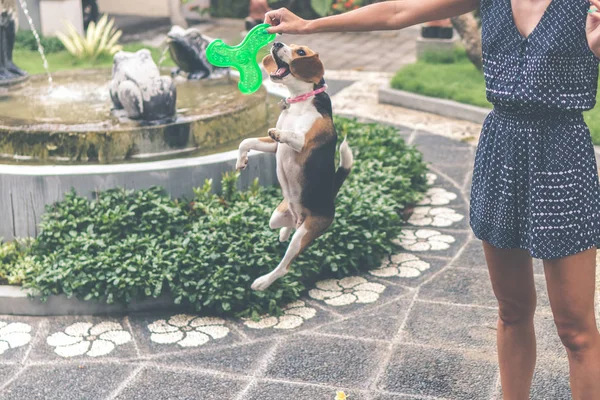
[0,0,27,84]
[167,26,228,80]
[109,49,177,122]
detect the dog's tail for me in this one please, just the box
[333,137,353,197]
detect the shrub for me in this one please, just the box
[0,239,33,285]
[15,31,65,54]
[21,118,428,317]
[209,0,319,19]
[56,14,123,61]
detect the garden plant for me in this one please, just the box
[0,118,428,319]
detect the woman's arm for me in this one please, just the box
[264,0,479,34]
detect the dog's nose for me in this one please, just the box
[273,42,284,49]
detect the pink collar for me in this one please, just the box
[286,84,328,104]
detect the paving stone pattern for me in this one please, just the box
[192,19,419,73]
[0,126,574,400]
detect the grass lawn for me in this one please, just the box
[391,48,600,144]
[13,43,176,75]
[14,43,269,76]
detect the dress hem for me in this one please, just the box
[470,215,600,260]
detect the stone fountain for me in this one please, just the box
[0,0,27,86]
[0,16,281,240]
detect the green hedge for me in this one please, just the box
[0,239,32,285]
[15,30,65,54]
[3,118,428,318]
[209,0,251,19]
[209,0,318,19]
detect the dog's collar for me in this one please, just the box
[279,85,328,110]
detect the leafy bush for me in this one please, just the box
[209,0,319,19]
[20,118,428,317]
[0,239,33,285]
[15,31,65,54]
[209,0,251,18]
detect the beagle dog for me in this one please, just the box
[236,42,353,291]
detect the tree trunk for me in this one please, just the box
[450,13,482,71]
[168,0,188,28]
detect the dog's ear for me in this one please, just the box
[262,54,278,75]
[290,54,324,84]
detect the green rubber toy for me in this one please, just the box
[206,23,276,94]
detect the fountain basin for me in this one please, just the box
[0,69,275,164]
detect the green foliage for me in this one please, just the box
[56,14,123,61]
[12,42,175,75]
[311,0,333,16]
[391,46,490,108]
[0,239,33,285]
[419,47,468,64]
[21,118,428,317]
[209,0,251,18]
[15,31,65,54]
[584,106,600,145]
[208,0,319,19]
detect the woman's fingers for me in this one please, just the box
[264,9,281,25]
[264,8,305,34]
[587,1,600,28]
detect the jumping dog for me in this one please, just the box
[236,42,353,291]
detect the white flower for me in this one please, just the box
[370,253,431,278]
[309,276,386,306]
[0,321,32,355]
[408,207,464,227]
[243,300,317,330]
[417,187,457,206]
[394,229,455,251]
[47,322,131,358]
[148,315,229,347]
[426,173,437,185]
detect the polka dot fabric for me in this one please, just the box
[470,0,600,259]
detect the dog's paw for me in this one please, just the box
[236,153,249,171]
[268,128,281,142]
[251,275,274,291]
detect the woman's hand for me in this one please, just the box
[264,8,309,34]
[587,0,600,57]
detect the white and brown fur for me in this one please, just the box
[236,42,353,291]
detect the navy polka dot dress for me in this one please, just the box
[470,0,600,259]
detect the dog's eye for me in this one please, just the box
[296,49,306,56]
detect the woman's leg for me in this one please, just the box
[483,240,537,400]
[543,247,600,400]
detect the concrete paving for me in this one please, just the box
[134,17,420,73]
